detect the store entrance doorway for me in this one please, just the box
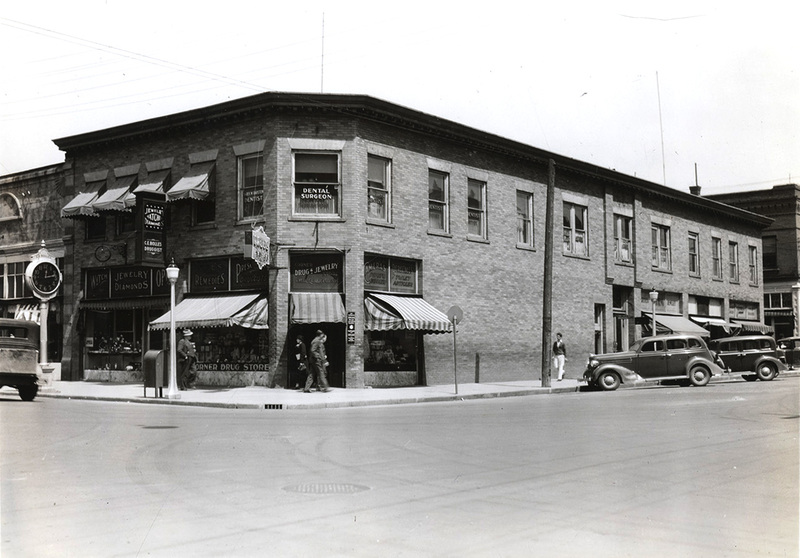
[288,323,345,389]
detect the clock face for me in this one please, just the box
[31,261,61,295]
[95,245,111,262]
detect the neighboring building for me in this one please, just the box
[0,164,67,375]
[50,92,771,388]
[707,184,800,339]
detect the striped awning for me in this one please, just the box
[732,320,774,334]
[133,169,170,197]
[290,293,346,324]
[93,175,137,213]
[149,293,268,330]
[166,162,213,202]
[365,294,452,333]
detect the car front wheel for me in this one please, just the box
[756,362,777,381]
[689,366,711,387]
[18,385,38,401]
[597,371,620,391]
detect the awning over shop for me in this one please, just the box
[149,293,268,330]
[649,313,710,337]
[166,162,213,202]
[92,175,137,213]
[61,181,104,218]
[365,294,452,333]
[732,320,774,334]
[81,297,170,311]
[290,293,346,324]
[765,309,792,317]
[133,169,170,197]
[14,304,41,324]
[690,316,741,335]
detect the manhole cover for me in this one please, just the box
[283,483,370,494]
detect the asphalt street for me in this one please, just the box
[2,377,797,558]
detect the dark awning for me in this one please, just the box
[149,293,268,330]
[133,169,170,197]
[732,320,774,334]
[690,316,741,335]
[166,162,213,202]
[289,293,346,324]
[93,175,137,213]
[365,294,451,333]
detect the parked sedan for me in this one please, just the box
[708,335,785,381]
[583,333,724,391]
[777,337,800,369]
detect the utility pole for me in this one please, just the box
[541,159,555,387]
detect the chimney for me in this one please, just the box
[689,185,701,195]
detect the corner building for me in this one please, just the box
[54,93,770,387]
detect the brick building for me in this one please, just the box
[0,164,66,376]
[51,92,771,388]
[707,184,800,339]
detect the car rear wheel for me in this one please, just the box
[18,385,38,401]
[597,371,620,391]
[689,366,711,387]
[742,374,758,382]
[756,362,777,381]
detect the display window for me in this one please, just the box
[364,330,418,372]
[193,327,269,372]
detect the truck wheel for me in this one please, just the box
[18,385,38,401]
[756,362,777,381]
[597,371,620,391]
[689,366,711,387]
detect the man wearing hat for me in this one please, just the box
[177,329,198,390]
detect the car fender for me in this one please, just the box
[590,363,638,384]
[752,355,787,373]
[683,356,724,377]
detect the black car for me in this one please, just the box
[584,334,724,391]
[708,335,785,381]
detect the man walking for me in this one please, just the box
[177,329,197,389]
[309,329,331,392]
[553,332,567,381]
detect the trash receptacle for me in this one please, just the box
[143,350,166,398]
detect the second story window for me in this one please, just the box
[763,236,777,270]
[293,152,340,216]
[651,224,671,270]
[729,241,739,282]
[563,202,587,256]
[367,155,391,223]
[712,237,723,279]
[3,262,32,299]
[688,232,700,276]
[748,245,758,284]
[428,170,449,233]
[86,216,106,241]
[467,179,487,239]
[239,154,264,221]
[614,215,632,263]
[516,191,533,247]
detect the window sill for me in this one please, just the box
[366,219,395,229]
[563,252,591,261]
[515,243,536,252]
[236,218,264,227]
[190,222,218,231]
[651,267,673,275]
[427,230,452,238]
[466,235,489,244]
[614,260,634,268]
[289,216,346,223]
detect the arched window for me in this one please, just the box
[0,193,23,222]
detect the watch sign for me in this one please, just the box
[138,199,166,266]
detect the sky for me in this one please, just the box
[1,1,798,196]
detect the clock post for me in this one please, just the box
[25,241,63,382]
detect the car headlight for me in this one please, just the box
[586,358,600,369]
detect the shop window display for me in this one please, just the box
[365,330,417,372]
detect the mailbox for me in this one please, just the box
[143,349,167,397]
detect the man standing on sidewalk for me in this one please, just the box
[553,332,567,381]
[309,330,331,392]
[177,329,197,390]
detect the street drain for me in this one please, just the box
[283,483,370,494]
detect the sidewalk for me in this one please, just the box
[29,378,584,410]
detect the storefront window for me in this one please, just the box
[365,330,417,372]
[193,327,269,372]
